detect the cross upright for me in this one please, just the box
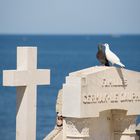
[3,47,50,140]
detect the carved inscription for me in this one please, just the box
[83,93,140,104]
[83,78,140,104]
[102,79,128,88]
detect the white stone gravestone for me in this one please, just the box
[45,66,140,140]
[61,66,140,140]
[3,47,50,140]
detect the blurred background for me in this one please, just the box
[0,0,140,140]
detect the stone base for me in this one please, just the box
[62,110,139,140]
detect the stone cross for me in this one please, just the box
[3,47,50,140]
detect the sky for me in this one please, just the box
[0,0,140,35]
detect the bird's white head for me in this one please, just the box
[104,43,110,50]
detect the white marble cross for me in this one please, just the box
[3,47,50,140]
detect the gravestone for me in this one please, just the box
[61,66,140,140]
[3,47,50,140]
[63,66,140,117]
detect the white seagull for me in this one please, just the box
[104,43,125,67]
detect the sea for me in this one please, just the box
[0,35,140,140]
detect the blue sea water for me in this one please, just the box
[0,35,140,140]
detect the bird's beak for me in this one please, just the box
[101,44,105,47]
[101,44,105,51]
[101,44,105,48]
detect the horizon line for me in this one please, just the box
[0,33,140,36]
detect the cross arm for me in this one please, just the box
[3,69,50,86]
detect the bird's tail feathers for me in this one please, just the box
[116,61,125,68]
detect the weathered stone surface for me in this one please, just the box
[62,66,140,118]
[46,66,140,140]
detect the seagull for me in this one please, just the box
[96,43,110,66]
[104,43,125,67]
